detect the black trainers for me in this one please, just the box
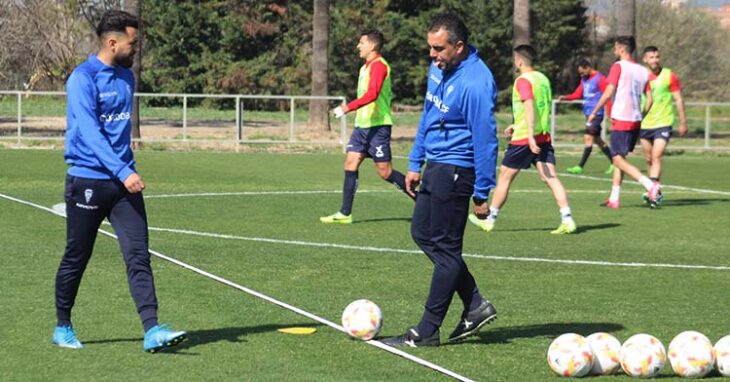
[380,326,440,348]
[448,299,497,342]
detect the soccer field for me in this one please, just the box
[1,148,729,381]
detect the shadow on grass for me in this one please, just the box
[493,223,619,234]
[353,217,411,224]
[84,323,324,354]
[452,322,625,346]
[658,198,730,207]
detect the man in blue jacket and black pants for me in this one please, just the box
[52,10,186,353]
[382,13,499,347]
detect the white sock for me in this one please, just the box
[609,186,621,202]
[559,206,573,224]
[486,206,500,222]
[639,176,654,191]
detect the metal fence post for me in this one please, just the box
[704,104,711,149]
[340,97,347,153]
[289,97,295,142]
[16,92,22,145]
[236,97,243,143]
[182,95,188,141]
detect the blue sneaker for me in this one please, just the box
[143,324,187,353]
[52,325,83,349]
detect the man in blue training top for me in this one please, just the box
[53,10,186,353]
[381,13,499,347]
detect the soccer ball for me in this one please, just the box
[546,333,594,377]
[714,335,730,376]
[586,332,621,375]
[341,299,382,341]
[620,333,666,378]
[668,330,715,378]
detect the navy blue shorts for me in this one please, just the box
[347,125,392,162]
[640,126,672,142]
[501,143,556,169]
[610,129,640,157]
[584,115,604,136]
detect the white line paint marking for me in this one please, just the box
[146,226,730,272]
[0,192,476,382]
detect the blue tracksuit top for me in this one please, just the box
[408,46,499,200]
[65,54,136,182]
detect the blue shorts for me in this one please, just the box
[584,115,604,136]
[640,126,672,142]
[610,129,640,157]
[347,125,392,162]
[501,143,556,170]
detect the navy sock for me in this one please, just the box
[140,307,159,332]
[340,170,358,216]
[600,145,612,162]
[385,170,415,201]
[416,320,439,338]
[468,292,484,311]
[578,146,592,167]
[57,309,71,327]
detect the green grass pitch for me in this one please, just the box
[1,148,729,381]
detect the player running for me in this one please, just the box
[558,58,614,175]
[469,45,577,234]
[587,36,661,209]
[320,30,413,224]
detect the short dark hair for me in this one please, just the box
[361,29,385,52]
[514,44,537,66]
[428,13,469,45]
[615,35,636,54]
[577,58,593,68]
[96,10,139,38]
[643,45,659,55]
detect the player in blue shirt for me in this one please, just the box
[382,14,499,347]
[53,10,186,353]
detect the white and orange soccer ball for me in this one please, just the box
[547,333,594,377]
[668,330,715,378]
[714,335,730,376]
[586,332,621,375]
[341,299,383,341]
[620,333,666,378]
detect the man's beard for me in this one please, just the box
[117,54,134,68]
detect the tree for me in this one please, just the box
[616,0,636,38]
[513,0,530,46]
[309,0,329,131]
[124,0,143,144]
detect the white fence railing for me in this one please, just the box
[0,90,348,150]
[550,99,730,150]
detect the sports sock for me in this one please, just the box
[468,293,484,311]
[140,307,159,332]
[638,175,654,191]
[416,320,439,339]
[340,170,358,216]
[385,170,415,201]
[600,145,613,162]
[650,177,659,182]
[559,206,573,224]
[578,146,592,167]
[609,186,621,202]
[486,206,499,222]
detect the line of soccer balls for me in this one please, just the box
[548,331,730,378]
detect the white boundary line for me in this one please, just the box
[0,192,476,382]
[146,226,730,272]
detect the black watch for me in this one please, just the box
[472,196,487,205]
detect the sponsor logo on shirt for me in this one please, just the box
[425,91,450,113]
[99,112,131,123]
[98,91,118,100]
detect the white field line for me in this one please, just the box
[0,192,476,382]
[145,226,730,272]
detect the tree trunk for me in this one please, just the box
[309,0,329,131]
[513,0,530,47]
[616,0,636,38]
[125,0,143,147]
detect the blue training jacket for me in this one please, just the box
[408,46,499,200]
[65,54,136,182]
